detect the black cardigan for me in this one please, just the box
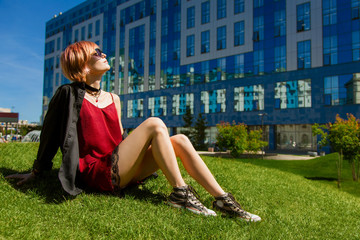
[33,82,86,195]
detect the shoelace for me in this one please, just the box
[226,193,246,213]
[186,185,206,210]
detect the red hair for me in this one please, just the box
[60,41,98,82]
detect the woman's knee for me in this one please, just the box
[144,117,168,135]
[171,134,191,147]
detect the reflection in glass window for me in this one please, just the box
[234,54,244,78]
[234,21,245,46]
[172,93,194,115]
[201,1,210,24]
[234,0,245,14]
[148,96,167,117]
[217,0,226,19]
[323,36,337,65]
[324,74,360,105]
[297,2,311,32]
[274,79,312,109]
[352,0,360,20]
[323,0,337,25]
[234,85,264,112]
[274,45,286,72]
[201,31,210,54]
[127,99,144,118]
[254,50,264,75]
[217,26,226,50]
[297,40,311,69]
[128,25,145,94]
[274,10,286,37]
[217,58,226,81]
[276,124,316,151]
[352,31,360,61]
[95,20,100,36]
[254,0,264,8]
[253,16,264,41]
[187,6,195,29]
[201,89,226,113]
[187,35,195,57]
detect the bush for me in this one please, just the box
[313,114,360,182]
[216,121,268,157]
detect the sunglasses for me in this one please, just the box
[93,48,103,57]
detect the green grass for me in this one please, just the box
[1,143,360,239]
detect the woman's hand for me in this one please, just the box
[5,172,36,186]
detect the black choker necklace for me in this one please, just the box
[85,84,101,92]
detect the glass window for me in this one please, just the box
[201,89,226,113]
[324,74,360,105]
[254,0,264,8]
[323,36,337,65]
[201,30,210,54]
[95,20,100,36]
[297,2,311,32]
[127,99,144,118]
[274,79,312,109]
[161,16,168,36]
[352,0,360,20]
[74,29,79,42]
[161,42,167,62]
[81,26,85,40]
[217,26,226,50]
[274,45,286,72]
[253,16,264,41]
[254,50,264,75]
[201,61,210,83]
[201,1,210,24]
[148,96,167,117]
[187,6,195,29]
[173,38,180,60]
[88,23,93,38]
[172,93,194,115]
[323,0,337,25]
[217,58,226,81]
[234,21,245,46]
[174,11,181,32]
[297,40,311,69]
[274,10,286,37]
[234,54,244,78]
[56,38,60,51]
[217,0,226,19]
[187,35,195,57]
[234,0,245,14]
[234,85,264,112]
[162,0,168,11]
[352,31,360,61]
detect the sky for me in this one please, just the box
[0,0,86,123]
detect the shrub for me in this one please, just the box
[313,114,360,183]
[216,121,268,157]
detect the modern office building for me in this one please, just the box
[43,0,360,152]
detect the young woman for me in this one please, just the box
[7,41,261,222]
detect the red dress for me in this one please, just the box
[77,96,122,191]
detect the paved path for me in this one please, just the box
[198,151,318,160]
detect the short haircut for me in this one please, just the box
[60,41,98,82]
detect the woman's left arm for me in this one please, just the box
[112,93,124,135]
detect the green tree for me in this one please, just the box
[313,114,360,183]
[181,106,195,142]
[193,113,207,151]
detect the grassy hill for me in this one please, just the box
[0,143,359,239]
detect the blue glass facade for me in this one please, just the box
[42,0,360,152]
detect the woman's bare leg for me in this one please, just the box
[114,117,185,188]
[170,134,225,197]
[131,134,226,197]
